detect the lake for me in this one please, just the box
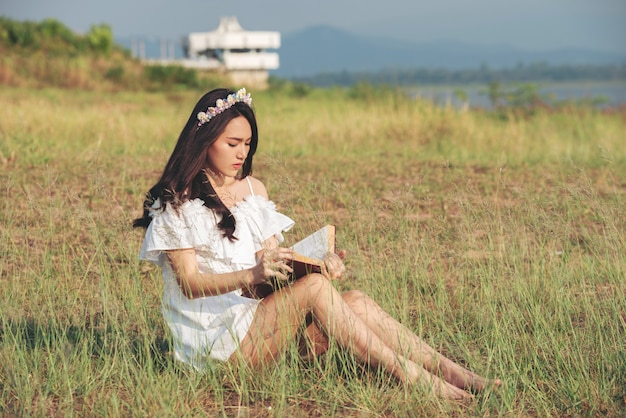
[412,82,626,109]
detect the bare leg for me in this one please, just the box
[233,274,470,400]
[298,290,501,392]
[342,290,501,391]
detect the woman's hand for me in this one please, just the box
[252,247,294,285]
[322,250,346,280]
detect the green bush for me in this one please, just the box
[0,17,114,56]
[143,65,200,89]
[86,24,113,55]
[105,65,125,82]
[39,18,75,44]
[0,17,38,48]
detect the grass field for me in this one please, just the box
[0,86,624,416]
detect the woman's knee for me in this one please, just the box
[341,289,367,304]
[286,273,332,304]
[295,273,330,291]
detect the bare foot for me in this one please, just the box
[430,375,473,401]
[405,362,473,401]
[461,372,502,393]
[441,363,502,393]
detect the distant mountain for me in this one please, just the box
[115,25,626,80]
[274,25,626,78]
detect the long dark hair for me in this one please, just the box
[133,88,258,241]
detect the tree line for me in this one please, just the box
[0,16,116,56]
[292,62,626,87]
[0,17,226,91]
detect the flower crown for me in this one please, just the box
[197,88,252,126]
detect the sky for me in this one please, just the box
[2,0,625,54]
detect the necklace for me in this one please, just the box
[205,167,225,187]
[205,169,241,207]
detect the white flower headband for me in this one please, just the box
[197,88,252,126]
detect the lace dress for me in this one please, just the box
[139,192,295,370]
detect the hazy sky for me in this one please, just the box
[2,0,625,53]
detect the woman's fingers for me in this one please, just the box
[323,252,346,280]
[263,247,294,281]
[266,247,294,262]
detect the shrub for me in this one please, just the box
[86,24,114,55]
[105,65,125,82]
[143,65,199,89]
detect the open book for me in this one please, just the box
[243,225,336,299]
[289,224,336,278]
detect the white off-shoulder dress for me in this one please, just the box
[139,181,294,370]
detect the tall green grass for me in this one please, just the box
[0,87,624,416]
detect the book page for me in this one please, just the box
[291,225,335,261]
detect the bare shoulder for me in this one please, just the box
[246,176,269,199]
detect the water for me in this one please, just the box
[412,82,626,109]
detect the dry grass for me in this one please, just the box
[0,86,624,416]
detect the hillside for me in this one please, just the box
[0,17,227,91]
[274,25,626,78]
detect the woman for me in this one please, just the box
[134,88,500,400]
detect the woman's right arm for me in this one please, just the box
[166,247,294,299]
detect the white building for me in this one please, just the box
[181,17,280,89]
